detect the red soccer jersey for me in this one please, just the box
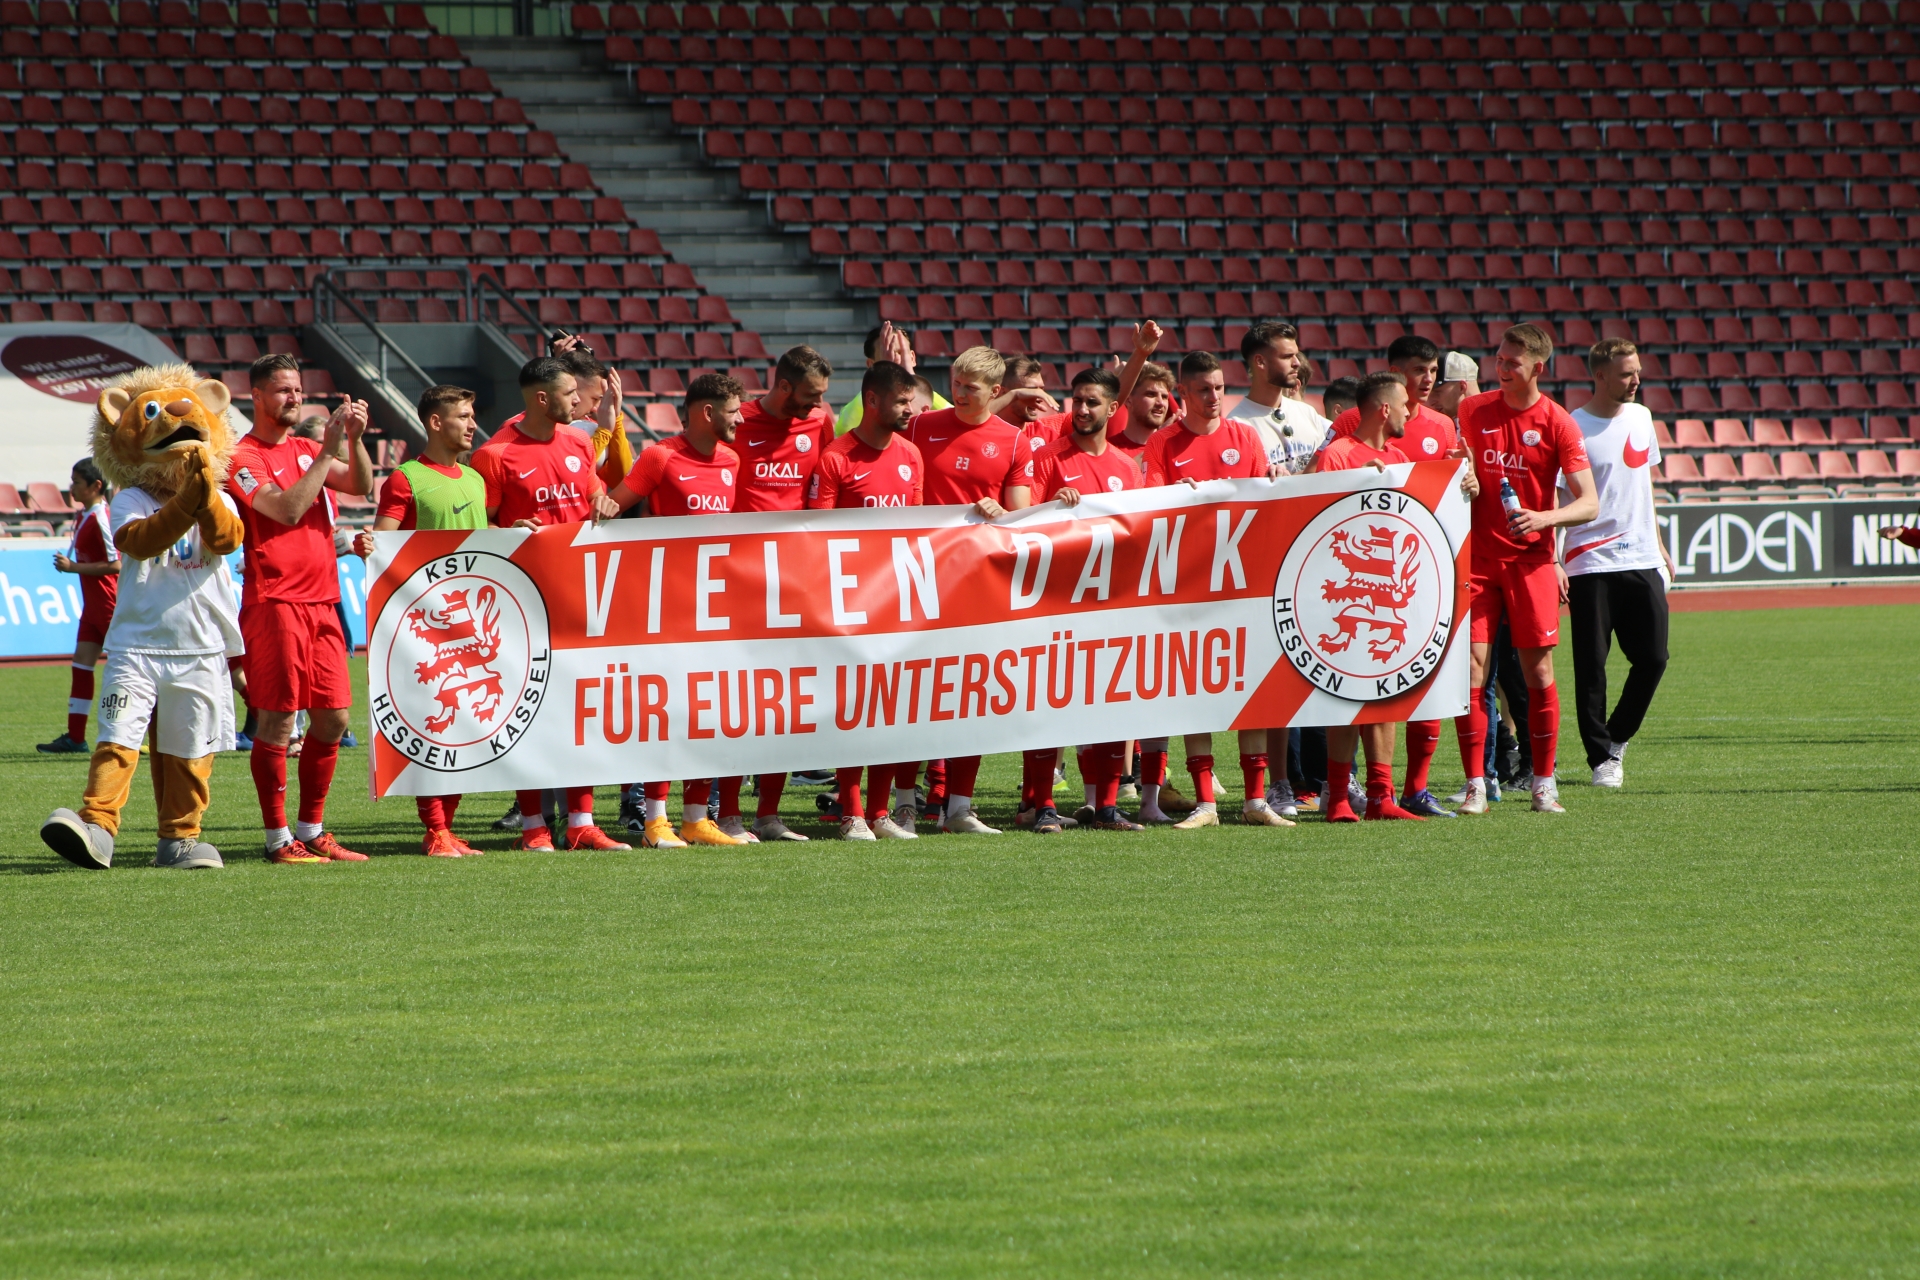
[1024,434,1143,502]
[902,408,1022,505]
[1141,419,1269,487]
[227,431,340,605]
[1317,435,1410,471]
[70,504,119,614]
[619,435,739,516]
[472,422,602,527]
[1018,404,1135,465]
[734,397,836,511]
[1458,389,1592,563]
[374,460,466,530]
[1329,402,1459,462]
[806,432,924,509]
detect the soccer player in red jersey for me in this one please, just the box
[1018,321,1163,467]
[227,354,373,865]
[807,361,926,841]
[1453,324,1599,816]
[1310,373,1429,823]
[603,374,760,849]
[1139,351,1293,830]
[40,458,120,755]
[1323,336,1474,819]
[725,345,840,833]
[891,345,1034,836]
[472,356,630,851]
[1004,368,1147,834]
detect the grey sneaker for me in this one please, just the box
[839,816,877,841]
[871,813,919,840]
[751,815,809,842]
[889,803,920,833]
[716,814,761,843]
[154,837,223,869]
[1265,780,1299,817]
[41,808,114,869]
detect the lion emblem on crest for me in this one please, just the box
[1317,523,1421,662]
[407,585,506,734]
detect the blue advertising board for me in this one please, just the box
[0,539,369,660]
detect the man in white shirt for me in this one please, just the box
[1227,320,1331,475]
[1560,337,1674,789]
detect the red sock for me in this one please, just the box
[68,664,93,741]
[416,795,445,830]
[1020,749,1053,810]
[868,764,901,820]
[1091,741,1125,809]
[1528,684,1560,781]
[565,786,593,819]
[834,766,863,820]
[1326,757,1356,819]
[1403,719,1440,795]
[925,757,948,805]
[1141,748,1168,786]
[716,775,743,818]
[1457,687,1487,780]
[443,794,461,823]
[755,772,785,818]
[517,788,546,820]
[1365,760,1393,801]
[250,740,289,829]
[296,738,338,827]
[643,780,670,802]
[1239,752,1267,801]
[1186,753,1216,803]
[682,779,709,812]
[947,754,980,799]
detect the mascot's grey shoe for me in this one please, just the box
[41,808,114,869]
[154,837,223,870]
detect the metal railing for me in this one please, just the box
[416,0,569,37]
[474,270,558,358]
[311,267,449,401]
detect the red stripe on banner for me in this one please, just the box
[371,725,413,797]
[364,531,485,629]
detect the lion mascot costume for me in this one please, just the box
[40,364,246,870]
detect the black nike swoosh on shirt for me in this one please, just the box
[452,502,473,513]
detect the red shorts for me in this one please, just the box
[241,599,352,712]
[1469,558,1563,649]
[76,604,111,646]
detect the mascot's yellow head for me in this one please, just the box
[91,363,237,495]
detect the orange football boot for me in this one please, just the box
[422,829,463,857]
[265,840,329,865]
[565,823,631,851]
[517,827,556,851]
[309,832,368,861]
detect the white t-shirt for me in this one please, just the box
[103,486,245,656]
[1560,403,1665,577]
[1225,394,1331,475]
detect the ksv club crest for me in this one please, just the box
[370,551,550,771]
[1273,489,1457,700]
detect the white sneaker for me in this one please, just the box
[1240,800,1296,827]
[1119,781,1140,800]
[1592,742,1626,788]
[1265,780,1298,818]
[940,809,1001,835]
[717,815,761,843]
[1455,778,1489,815]
[752,815,809,841]
[1172,804,1220,830]
[838,816,877,841]
[1532,776,1566,813]
[1347,775,1369,814]
[872,813,918,839]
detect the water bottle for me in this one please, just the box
[1500,478,1534,542]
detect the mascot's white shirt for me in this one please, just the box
[104,486,245,657]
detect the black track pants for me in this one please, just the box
[1567,568,1670,769]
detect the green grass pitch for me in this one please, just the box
[1,604,1916,1277]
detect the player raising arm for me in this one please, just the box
[1453,324,1599,816]
[472,357,628,851]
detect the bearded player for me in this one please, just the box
[227,355,373,864]
[1005,367,1147,833]
[807,361,926,841]
[473,356,630,851]
[1141,351,1292,830]
[1454,324,1599,816]
[603,373,762,849]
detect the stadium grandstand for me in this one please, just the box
[3,0,1920,529]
